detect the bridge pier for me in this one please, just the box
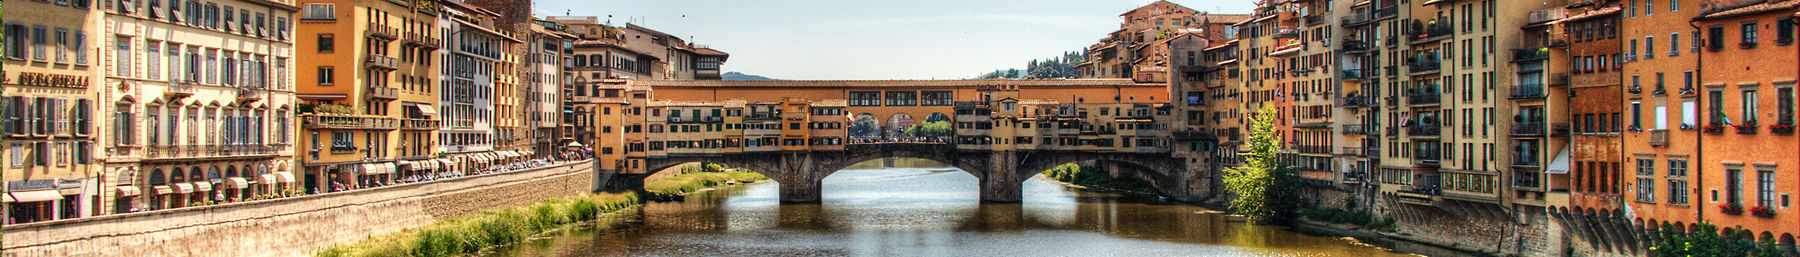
[980,151,1028,203]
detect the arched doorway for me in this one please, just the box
[850,114,881,140]
[887,113,916,140]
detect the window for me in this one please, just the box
[318,66,334,85]
[884,91,917,106]
[4,24,23,59]
[1670,0,1678,12]
[1645,36,1655,60]
[1760,169,1776,208]
[302,3,334,20]
[1728,168,1743,205]
[1743,22,1759,48]
[54,28,68,64]
[31,26,46,61]
[74,32,87,65]
[1781,18,1795,46]
[1631,101,1642,129]
[115,36,131,77]
[146,41,160,80]
[1782,87,1796,123]
[1744,89,1759,124]
[848,91,880,106]
[1709,26,1725,51]
[317,33,333,52]
[921,91,953,106]
[1669,159,1689,205]
[1670,32,1681,56]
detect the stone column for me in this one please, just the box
[980,151,1024,203]
[774,151,824,203]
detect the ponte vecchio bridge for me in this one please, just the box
[565,78,1214,202]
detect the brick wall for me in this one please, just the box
[1,160,597,257]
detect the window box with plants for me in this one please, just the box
[1751,205,1777,218]
[1736,120,1759,135]
[1704,123,1728,134]
[1773,122,1795,135]
[1721,203,1744,215]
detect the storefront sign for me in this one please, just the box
[6,179,57,191]
[7,71,91,89]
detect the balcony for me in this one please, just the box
[165,80,197,99]
[1647,129,1670,146]
[1512,48,1550,63]
[1374,7,1398,19]
[402,118,439,130]
[1299,146,1331,155]
[1408,93,1441,107]
[235,87,264,102]
[403,32,440,49]
[1510,84,1546,99]
[1342,13,1373,26]
[1413,148,1441,166]
[301,114,398,130]
[1304,15,1326,26]
[1512,122,1545,136]
[1341,40,1370,53]
[1340,146,1377,157]
[1512,154,1542,170]
[366,54,399,70]
[669,116,724,123]
[1408,125,1441,138]
[1409,21,1453,44]
[1341,124,1370,135]
[367,86,398,100]
[1407,59,1441,76]
[366,24,399,40]
[1341,69,1368,81]
[1340,95,1370,108]
[1272,28,1300,39]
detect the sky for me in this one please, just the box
[532,0,1254,80]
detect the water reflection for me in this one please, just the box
[488,160,1416,256]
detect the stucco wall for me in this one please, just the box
[1,160,596,257]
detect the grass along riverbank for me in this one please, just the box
[644,171,768,197]
[1038,163,1159,195]
[314,193,641,257]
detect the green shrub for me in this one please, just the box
[644,171,768,197]
[316,193,641,257]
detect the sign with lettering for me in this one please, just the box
[8,71,91,89]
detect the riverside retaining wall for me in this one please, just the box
[2,160,597,257]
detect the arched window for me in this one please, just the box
[149,169,167,185]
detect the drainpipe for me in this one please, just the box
[1688,19,1705,226]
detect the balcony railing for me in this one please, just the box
[367,24,399,40]
[1343,12,1373,26]
[1340,146,1373,156]
[166,80,197,99]
[1407,59,1441,75]
[367,54,399,70]
[301,114,398,130]
[1512,122,1545,136]
[1512,48,1550,62]
[1510,84,1546,99]
[1414,148,1441,165]
[1512,154,1543,170]
[403,32,440,49]
[236,87,264,102]
[1409,125,1441,137]
[1299,146,1332,155]
[1410,21,1453,43]
[1408,93,1441,106]
[1649,129,1670,146]
[402,119,440,130]
[1341,124,1370,135]
[1340,95,1370,108]
[367,86,398,100]
[1272,28,1300,39]
[1374,7,1398,19]
[1341,69,1367,80]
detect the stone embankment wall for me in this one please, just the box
[1304,186,1561,256]
[2,160,597,257]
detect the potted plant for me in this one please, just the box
[1774,121,1796,135]
[1736,120,1759,134]
[1721,203,1745,215]
[1704,124,1727,134]
[1751,205,1777,218]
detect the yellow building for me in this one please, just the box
[3,0,104,223]
[294,0,442,193]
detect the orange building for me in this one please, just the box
[1619,0,1706,235]
[1694,0,1800,240]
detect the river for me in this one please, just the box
[487,160,1420,256]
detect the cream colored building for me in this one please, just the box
[98,0,301,213]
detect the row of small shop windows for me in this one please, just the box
[640,137,847,150]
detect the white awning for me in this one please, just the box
[192,182,213,192]
[1545,144,1572,174]
[276,172,297,183]
[115,186,142,197]
[151,186,175,195]
[415,104,439,116]
[259,174,279,184]
[224,178,251,189]
[172,184,196,194]
[3,190,65,203]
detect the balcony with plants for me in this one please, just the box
[1406,53,1441,76]
[1407,86,1442,107]
[1408,19,1453,44]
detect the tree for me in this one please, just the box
[1222,105,1303,224]
[903,121,952,138]
[850,115,880,139]
[1651,223,1783,257]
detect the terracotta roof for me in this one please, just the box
[1698,0,1800,20]
[655,100,727,107]
[1558,6,1622,23]
[453,19,521,43]
[635,79,1161,88]
[692,48,729,56]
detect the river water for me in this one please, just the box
[487,160,1419,256]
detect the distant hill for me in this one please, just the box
[722,72,780,81]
